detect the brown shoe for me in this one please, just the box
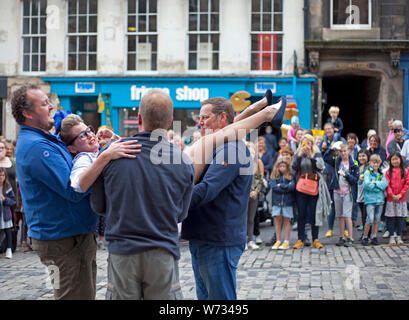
[293,240,304,249]
[312,239,324,249]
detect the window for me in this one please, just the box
[250,0,283,72]
[331,0,371,29]
[22,0,47,72]
[67,0,97,71]
[188,0,220,71]
[127,0,157,71]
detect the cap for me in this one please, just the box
[291,116,299,124]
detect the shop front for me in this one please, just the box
[42,76,316,138]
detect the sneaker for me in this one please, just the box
[293,240,304,249]
[279,242,290,250]
[5,248,12,259]
[382,230,390,238]
[371,237,379,246]
[245,243,248,250]
[292,222,298,231]
[344,230,349,238]
[336,237,345,246]
[361,237,369,246]
[389,237,397,246]
[325,230,333,238]
[378,224,385,232]
[396,236,404,246]
[358,224,364,231]
[255,236,263,245]
[304,237,311,247]
[248,240,260,250]
[271,242,281,250]
[344,238,353,247]
[312,239,324,249]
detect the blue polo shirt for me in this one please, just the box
[181,141,253,246]
[16,125,98,240]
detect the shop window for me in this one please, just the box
[127,0,157,71]
[331,0,371,29]
[188,0,220,71]
[119,108,139,137]
[67,0,97,71]
[250,0,283,72]
[22,0,47,72]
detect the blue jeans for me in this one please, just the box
[366,204,383,225]
[189,242,245,300]
[296,191,319,241]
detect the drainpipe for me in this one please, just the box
[304,0,309,73]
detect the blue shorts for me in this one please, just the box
[272,206,293,219]
[366,203,383,225]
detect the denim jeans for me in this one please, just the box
[327,191,336,230]
[189,242,245,300]
[296,191,319,241]
[366,204,383,225]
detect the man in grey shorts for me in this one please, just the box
[91,89,195,300]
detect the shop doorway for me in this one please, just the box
[70,96,101,131]
[322,75,381,143]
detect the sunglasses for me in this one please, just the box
[394,128,403,133]
[67,125,95,146]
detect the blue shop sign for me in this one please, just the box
[75,82,95,93]
[254,82,276,94]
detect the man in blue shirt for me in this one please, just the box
[181,97,253,300]
[11,86,98,300]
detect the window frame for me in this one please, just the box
[21,0,47,75]
[186,0,221,73]
[330,0,372,30]
[249,0,284,74]
[125,0,159,74]
[65,0,98,73]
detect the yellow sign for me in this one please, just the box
[98,93,105,113]
[230,91,251,112]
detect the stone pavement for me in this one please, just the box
[1,221,409,300]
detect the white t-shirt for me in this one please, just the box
[70,151,98,193]
[401,140,409,159]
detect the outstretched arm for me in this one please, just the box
[187,100,280,183]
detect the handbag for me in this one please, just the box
[296,174,319,196]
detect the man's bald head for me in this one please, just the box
[139,89,173,131]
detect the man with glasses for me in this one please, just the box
[11,86,98,300]
[181,97,253,300]
[389,120,407,157]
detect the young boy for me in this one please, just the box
[361,154,388,245]
[327,106,344,141]
[287,116,300,142]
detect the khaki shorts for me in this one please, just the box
[106,248,183,300]
[31,232,97,300]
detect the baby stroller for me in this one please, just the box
[256,177,273,226]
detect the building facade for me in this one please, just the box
[305,0,409,142]
[0,0,315,140]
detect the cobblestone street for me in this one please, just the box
[1,221,409,300]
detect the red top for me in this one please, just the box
[386,168,409,202]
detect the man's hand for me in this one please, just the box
[97,128,120,145]
[250,191,258,200]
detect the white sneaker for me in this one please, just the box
[292,222,298,231]
[382,231,390,238]
[389,237,396,246]
[248,240,260,250]
[5,248,12,259]
[255,236,263,244]
[396,236,404,245]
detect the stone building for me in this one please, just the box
[305,0,409,143]
[0,0,315,141]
